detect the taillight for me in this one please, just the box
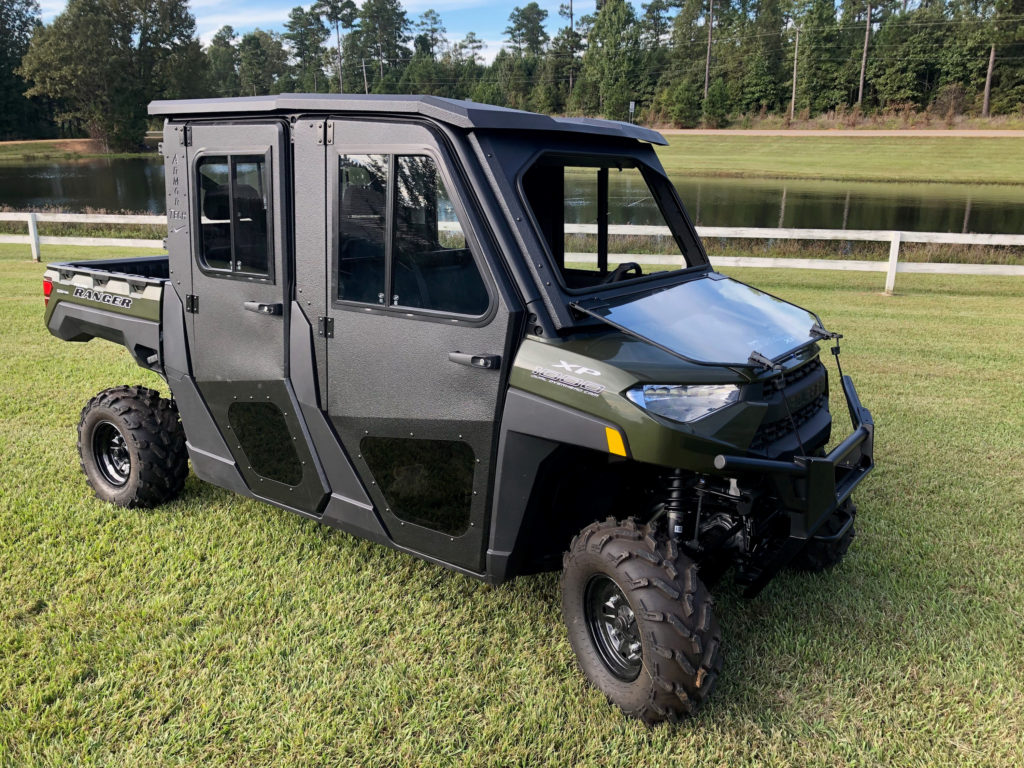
[43,278,52,307]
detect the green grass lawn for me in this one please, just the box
[656,135,1024,184]
[2,244,1023,767]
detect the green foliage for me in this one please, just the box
[0,0,49,140]
[740,0,784,113]
[796,0,849,114]
[574,0,643,120]
[285,7,329,92]
[869,3,947,108]
[206,26,241,98]
[505,2,550,56]
[18,0,206,151]
[669,79,703,126]
[703,77,731,126]
[347,0,410,90]
[313,0,358,93]
[10,0,1024,144]
[238,29,290,96]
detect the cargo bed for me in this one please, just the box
[43,255,169,371]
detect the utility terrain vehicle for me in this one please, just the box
[43,94,874,722]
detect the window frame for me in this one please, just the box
[517,150,706,296]
[192,148,276,284]
[330,145,495,324]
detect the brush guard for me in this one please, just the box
[713,375,874,596]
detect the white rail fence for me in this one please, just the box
[3,212,1023,293]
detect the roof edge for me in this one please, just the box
[148,94,667,146]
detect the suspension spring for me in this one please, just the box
[663,468,688,543]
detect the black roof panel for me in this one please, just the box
[148,93,668,146]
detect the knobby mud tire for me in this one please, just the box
[77,385,188,508]
[561,517,722,724]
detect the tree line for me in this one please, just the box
[2,0,1023,149]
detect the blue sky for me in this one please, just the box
[39,0,606,64]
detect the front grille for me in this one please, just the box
[750,359,829,453]
[776,358,824,392]
[750,392,828,451]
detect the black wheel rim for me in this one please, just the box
[584,574,642,682]
[93,421,130,488]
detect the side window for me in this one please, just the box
[196,154,271,278]
[338,154,388,304]
[335,154,488,316]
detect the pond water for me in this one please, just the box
[2,154,1023,234]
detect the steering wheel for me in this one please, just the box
[602,262,643,284]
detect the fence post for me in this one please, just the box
[27,213,41,262]
[884,230,901,294]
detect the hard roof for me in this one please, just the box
[148,93,668,146]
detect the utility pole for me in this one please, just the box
[569,0,575,93]
[361,58,369,94]
[332,20,344,94]
[704,0,714,100]
[982,43,996,117]
[858,3,871,107]
[789,26,800,122]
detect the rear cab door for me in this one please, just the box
[181,121,327,511]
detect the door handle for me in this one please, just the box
[243,301,283,316]
[448,352,501,370]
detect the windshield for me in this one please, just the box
[574,276,822,367]
[522,156,700,291]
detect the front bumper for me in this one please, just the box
[713,375,874,595]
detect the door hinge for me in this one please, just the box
[318,316,334,338]
[175,125,191,147]
[316,121,334,146]
[185,294,199,313]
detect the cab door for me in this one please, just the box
[184,121,326,512]
[322,120,518,572]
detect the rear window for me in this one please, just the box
[522,157,699,291]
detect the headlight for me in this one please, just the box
[626,384,740,423]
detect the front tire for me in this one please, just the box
[78,386,188,508]
[561,517,722,723]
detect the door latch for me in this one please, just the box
[243,301,283,316]
[448,352,501,370]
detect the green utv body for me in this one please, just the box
[43,95,874,722]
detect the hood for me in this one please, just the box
[572,274,824,368]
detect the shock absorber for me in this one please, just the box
[663,468,688,543]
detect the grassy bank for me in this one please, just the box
[0,139,153,163]
[2,245,1023,766]
[0,210,164,241]
[656,134,1024,184]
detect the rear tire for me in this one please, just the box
[561,517,722,724]
[78,386,188,508]
[789,501,856,572]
